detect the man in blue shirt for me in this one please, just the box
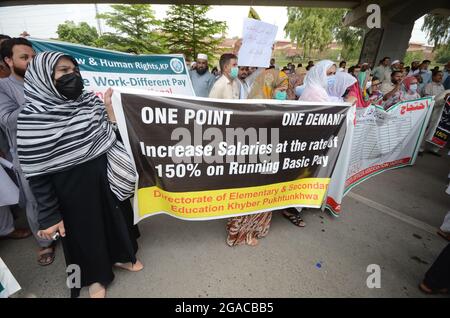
[189,53,216,97]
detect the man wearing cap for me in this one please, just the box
[189,53,215,98]
[390,60,401,71]
[390,59,402,73]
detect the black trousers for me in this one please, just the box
[424,243,450,290]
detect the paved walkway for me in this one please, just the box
[1,152,449,298]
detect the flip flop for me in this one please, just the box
[37,243,56,266]
[282,209,306,227]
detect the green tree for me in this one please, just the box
[161,5,226,61]
[335,26,364,61]
[422,14,450,50]
[56,21,99,46]
[435,44,450,64]
[284,8,345,59]
[403,51,424,66]
[96,4,164,54]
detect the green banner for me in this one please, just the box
[29,38,195,97]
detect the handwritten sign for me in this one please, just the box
[238,18,278,68]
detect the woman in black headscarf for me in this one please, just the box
[17,51,142,298]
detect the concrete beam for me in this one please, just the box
[352,0,449,65]
[343,0,398,27]
[375,21,415,62]
[345,0,450,27]
[0,0,361,8]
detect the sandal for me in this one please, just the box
[1,228,32,240]
[419,281,449,295]
[282,208,306,227]
[37,243,56,266]
[114,260,144,272]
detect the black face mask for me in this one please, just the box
[55,72,84,100]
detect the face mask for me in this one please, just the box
[409,84,418,92]
[230,66,239,79]
[295,85,305,97]
[275,91,287,100]
[55,72,84,100]
[327,75,336,88]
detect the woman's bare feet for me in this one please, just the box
[437,229,450,241]
[89,283,106,298]
[246,234,259,246]
[114,260,144,272]
[419,281,449,294]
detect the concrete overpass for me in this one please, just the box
[1,0,450,65]
[342,0,450,66]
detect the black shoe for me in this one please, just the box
[428,151,442,157]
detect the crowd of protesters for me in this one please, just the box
[1,32,450,297]
[188,47,450,295]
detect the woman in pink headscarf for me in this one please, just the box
[399,76,421,101]
[345,77,370,108]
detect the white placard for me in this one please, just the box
[0,258,21,298]
[238,18,278,68]
[325,97,434,216]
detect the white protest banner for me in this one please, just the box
[30,38,195,100]
[0,258,21,298]
[238,18,278,68]
[325,97,434,215]
[112,88,352,223]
